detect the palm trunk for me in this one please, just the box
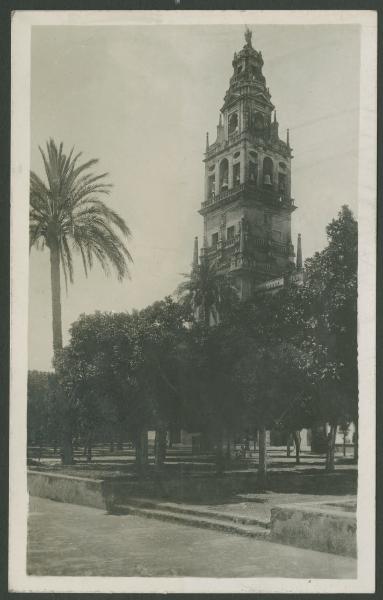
[49,242,63,355]
[258,425,268,487]
[325,423,337,472]
[50,242,73,466]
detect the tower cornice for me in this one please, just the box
[204,131,291,162]
[199,181,296,216]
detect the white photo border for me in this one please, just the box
[9,9,377,594]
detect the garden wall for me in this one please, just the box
[28,469,258,509]
[27,471,108,509]
[270,499,357,557]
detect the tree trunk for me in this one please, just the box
[202,299,210,329]
[325,423,337,472]
[353,420,358,462]
[258,425,268,487]
[293,430,301,465]
[49,242,63,356]
[135,429,148,472]
[286,433,292,457]
[154,422,167,469]
[61,428,73,465]
[86,431,93,462]
[226,434,232,460]
[215,428,225,474]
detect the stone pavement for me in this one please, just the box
[28,497,357,578]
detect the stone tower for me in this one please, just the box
[199,28,297,299]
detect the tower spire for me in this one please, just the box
[296,233,302,270]
[287,128,290,148]
[205,132,209,152]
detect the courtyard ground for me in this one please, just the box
[28,496,356,578]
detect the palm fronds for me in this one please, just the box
[30,139,133,289]
[177,258,238,325]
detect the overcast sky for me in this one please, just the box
[29,24,360,371]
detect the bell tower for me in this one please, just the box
[199,28,297,299]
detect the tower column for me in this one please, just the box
[239,148,245,184]
[214,162,220,195]
[192,236,199,269]
[272,158,278,192]
[228,155,234,189]
[204,165,209,202]
[286,158,292,199]
[257,150,264,188]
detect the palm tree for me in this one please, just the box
[177,257,238,328]
[30,139,133,465]
[30,139,133,356]
[177,257,238,471]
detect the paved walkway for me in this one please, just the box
[28,497,356,578]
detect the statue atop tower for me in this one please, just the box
[244,26,253,48]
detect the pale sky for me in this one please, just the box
[29,24,360,371]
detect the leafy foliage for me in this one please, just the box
[27,370,61,447]
[28,205,358,474]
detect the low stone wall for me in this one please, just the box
[108,471,258,505]
[270,499,356,557]
[28,469,258,509]
[28,471,109,510]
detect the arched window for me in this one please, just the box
[278,172,286,193]
[249,151,258,184]
[228,113,238,135]
[219,158,229,192]
[208,174,215,198]
[233,162,240,186]
[263,157,273,186]
[249,161,257,184]
[253,113,264,134]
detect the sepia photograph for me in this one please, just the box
[9,9,376,594]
